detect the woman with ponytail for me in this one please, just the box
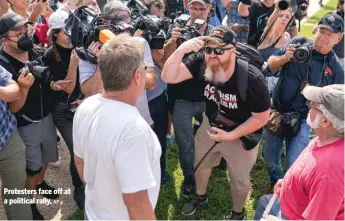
[42,10,85,209]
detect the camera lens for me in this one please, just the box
[293,47,310,63]
[278,0,290,10]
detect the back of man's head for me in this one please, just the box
[103,0,130,20]
[98,34,145,92]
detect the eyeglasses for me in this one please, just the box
[203,47,234,55]
[306,101,323,112]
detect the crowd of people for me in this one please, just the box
[0,0,344,220]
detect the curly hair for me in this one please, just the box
[49,29,62,63]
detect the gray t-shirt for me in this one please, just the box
[79,37,155,125]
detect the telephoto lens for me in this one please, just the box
[278,0,291,10]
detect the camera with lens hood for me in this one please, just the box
[172,14,205,46]
[19,61,52,83]
[293,38,312,63]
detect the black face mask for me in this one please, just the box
[16,34,34,51]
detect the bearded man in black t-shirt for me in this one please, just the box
[162,25,270,219]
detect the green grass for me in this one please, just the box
[299,0,338,38]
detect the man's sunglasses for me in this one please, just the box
[203,47,234,55]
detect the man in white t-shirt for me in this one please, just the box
[73,34,161,220]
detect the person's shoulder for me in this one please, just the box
[251,0,261,7]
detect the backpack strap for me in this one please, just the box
[0,54,16,75]
[236,58,249,102]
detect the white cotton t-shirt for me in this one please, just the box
[73,94,161,220]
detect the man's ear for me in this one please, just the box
[132,69,141,87]
[337,32,344,43]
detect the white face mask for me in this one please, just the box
[307,112,323,129]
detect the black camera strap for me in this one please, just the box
[194,85,222,173]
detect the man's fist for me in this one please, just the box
[18,72,34,89]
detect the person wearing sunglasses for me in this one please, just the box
[162,25,271,219]
[263,13,344,191]
[255,84,344,221]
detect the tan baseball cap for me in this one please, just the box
[302,84,344,121]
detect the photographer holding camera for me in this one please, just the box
[263,13,344,189]
[0,65,32,220]
[42,10,85,209]
[0,12,72,219]
[162,26,271,219]
[238,0,297,47]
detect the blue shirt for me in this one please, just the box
[272,37,344,118]
[227,0,249,43]
[147,62,166,102]
[0,66,17,150]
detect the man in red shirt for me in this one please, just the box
[254,84,344,220]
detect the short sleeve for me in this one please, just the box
[303,178,344,220]
[142,38,155,68]
[246,65,271,113]
[79,59,97,85]
[182,52,205,80]
[114,126,157,194]
[0,66,12,87]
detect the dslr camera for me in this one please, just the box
[19,61,52,83]
[64,6,133,64]
[293,39,312,63]
[123,0,170,49]
[173,14,205,46]
[131,14,170,49]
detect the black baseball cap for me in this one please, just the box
[188,0,211,6]
[0,13,32,38]
[317,13,344,33]
[205,25,237,46]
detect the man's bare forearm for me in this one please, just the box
[228,112,269,141]
[81,69,103,97]
[267,55,289,71]
[161,49,186,83]
[123,190,156,220]
[74,156,85,184]
[0,82,21,102]
[8,88,29,113]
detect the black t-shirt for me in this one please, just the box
[0,48,52,127]
[167,51,206,103]
[246,0,274,47]
[184,53,271,124]
[166,25,213,104]
[43,44,81,105]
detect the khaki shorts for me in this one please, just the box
[194,113,259,191]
